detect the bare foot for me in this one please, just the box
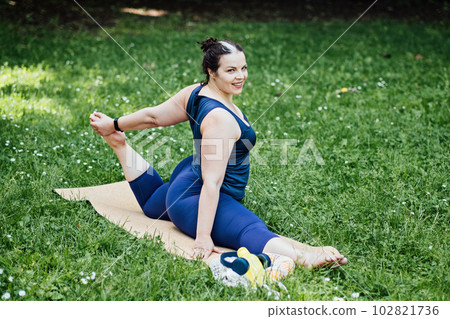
[281,237,348,268]
[297,250,347,269]
[322,246,348,268]
[102,131,127,150]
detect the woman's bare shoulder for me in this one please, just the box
[183,83,202,91]
[200,107,241,140]
[176,83,202,106]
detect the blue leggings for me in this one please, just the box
[128,155,278,254]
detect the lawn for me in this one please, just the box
[0,12,449,301]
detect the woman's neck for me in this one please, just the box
[205,81,233,105]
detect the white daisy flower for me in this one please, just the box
[1,292,10,300]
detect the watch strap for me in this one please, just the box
[114,117,123,132]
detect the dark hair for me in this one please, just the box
[197,37,244,85]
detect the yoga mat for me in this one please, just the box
[54,181,232,264]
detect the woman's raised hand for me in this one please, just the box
[89,112,115,136]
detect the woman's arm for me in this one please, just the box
[90,84,198,135]
[193,108,241,260]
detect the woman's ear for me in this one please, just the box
[207,68,216,80]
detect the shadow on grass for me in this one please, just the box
[1,0,448,31]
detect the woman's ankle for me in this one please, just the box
[102,132,127,150]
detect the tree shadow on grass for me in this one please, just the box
[1,0,448,31]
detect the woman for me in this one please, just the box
[90,38,347,268]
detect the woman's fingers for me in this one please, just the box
[191,247,222,260]
[192,237,219,260]
[89,116,102,136]
[192,248,201,259]
[89,112,103,121]
[202,250,209,259]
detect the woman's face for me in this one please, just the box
[209,51,248,95]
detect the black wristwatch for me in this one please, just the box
[114,117,123,132]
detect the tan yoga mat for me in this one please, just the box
[54,181,232,264]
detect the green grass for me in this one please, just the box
[0,15,449,301]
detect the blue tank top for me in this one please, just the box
[186,85,257,201]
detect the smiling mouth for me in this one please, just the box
[232,82,244,88]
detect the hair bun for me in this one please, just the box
[197,37,218,53]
